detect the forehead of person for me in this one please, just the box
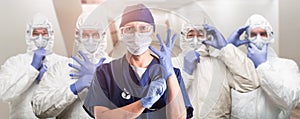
[186,28,205,39]
[32,27,49,37]
[250,27,268,38]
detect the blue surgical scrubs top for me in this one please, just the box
[83,55,193,119]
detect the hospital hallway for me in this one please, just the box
[0,0,300,118]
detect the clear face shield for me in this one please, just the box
[29,27,51,48]
[245,24,273,49]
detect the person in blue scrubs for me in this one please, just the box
[83,4,193,119]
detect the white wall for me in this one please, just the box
[0,0,67,118]
[279,0,300,66]
[196,0,279,53]
[0,0,67,65]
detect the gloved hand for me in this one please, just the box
[140,78,167,108]
[227,26,250,47]
[69,51,106,95]
[36,64,48,81]
[183,50,200,75]
[31,48,46,70]
[70,75,94,95]
[149,29,177,79]
[202,24,227,50]
[247,43,268,68]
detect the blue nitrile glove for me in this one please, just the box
[247,43,268,68]
[202,24,228,50]
[36,64,48,81]
[69,51,106,95]
[140,78,167,108]
[183,50,200,75]
[149,29,177,79]
[31,48,46,70]
[227,26,250,47]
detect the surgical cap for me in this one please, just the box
[120,4,155,31]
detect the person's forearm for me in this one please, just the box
[219,44,260,92]
[32,86,78,118]
[1,64,39,101]
[94,100,145,119]
[166,74,186,119]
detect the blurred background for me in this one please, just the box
[0,0,299,118]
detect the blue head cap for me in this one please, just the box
[120,4,155,31]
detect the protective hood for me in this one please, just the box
[74,13,108,63]
[25,13,54,54]
[245,14,277,60]
[245,14,274,47]
[180,25,213,56]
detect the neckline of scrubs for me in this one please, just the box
[126,54,160,87]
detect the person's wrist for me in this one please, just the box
[222,42,228,48]
[166,70,175,79]
[70,83,78,95]
[256,59,267,68]
[31,62,39,70]
[140,97,152,108]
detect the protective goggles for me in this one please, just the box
[120,25,153,34]
[246,24,273,42]
[29,27,51,40]
[77,29,105,42]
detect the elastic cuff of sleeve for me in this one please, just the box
[220,43,233,53]
[70,84,78,95]
[256,61,270,71]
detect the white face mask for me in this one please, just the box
[181,36,210,55]
[246,25,274,49]
[185,36,206,49]
[121,32,153,55]
[248,35,269,49]
[82,37,100,53]
[33,34,49,48]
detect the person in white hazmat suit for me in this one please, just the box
[172,23,260,118]
[31,13,112,118]
[230,14,300,119]
[0,13,66,119]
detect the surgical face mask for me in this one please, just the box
[32,34,49,48]
[249,35,266,49]
[180,26,208,50]
[121,32,153,55]
[81,37,101,53]
[185,36,206,49]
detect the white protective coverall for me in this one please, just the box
[0,14,67,119]
[31,13,112,119]
[172,24,260,119]
[231,14,300,119]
